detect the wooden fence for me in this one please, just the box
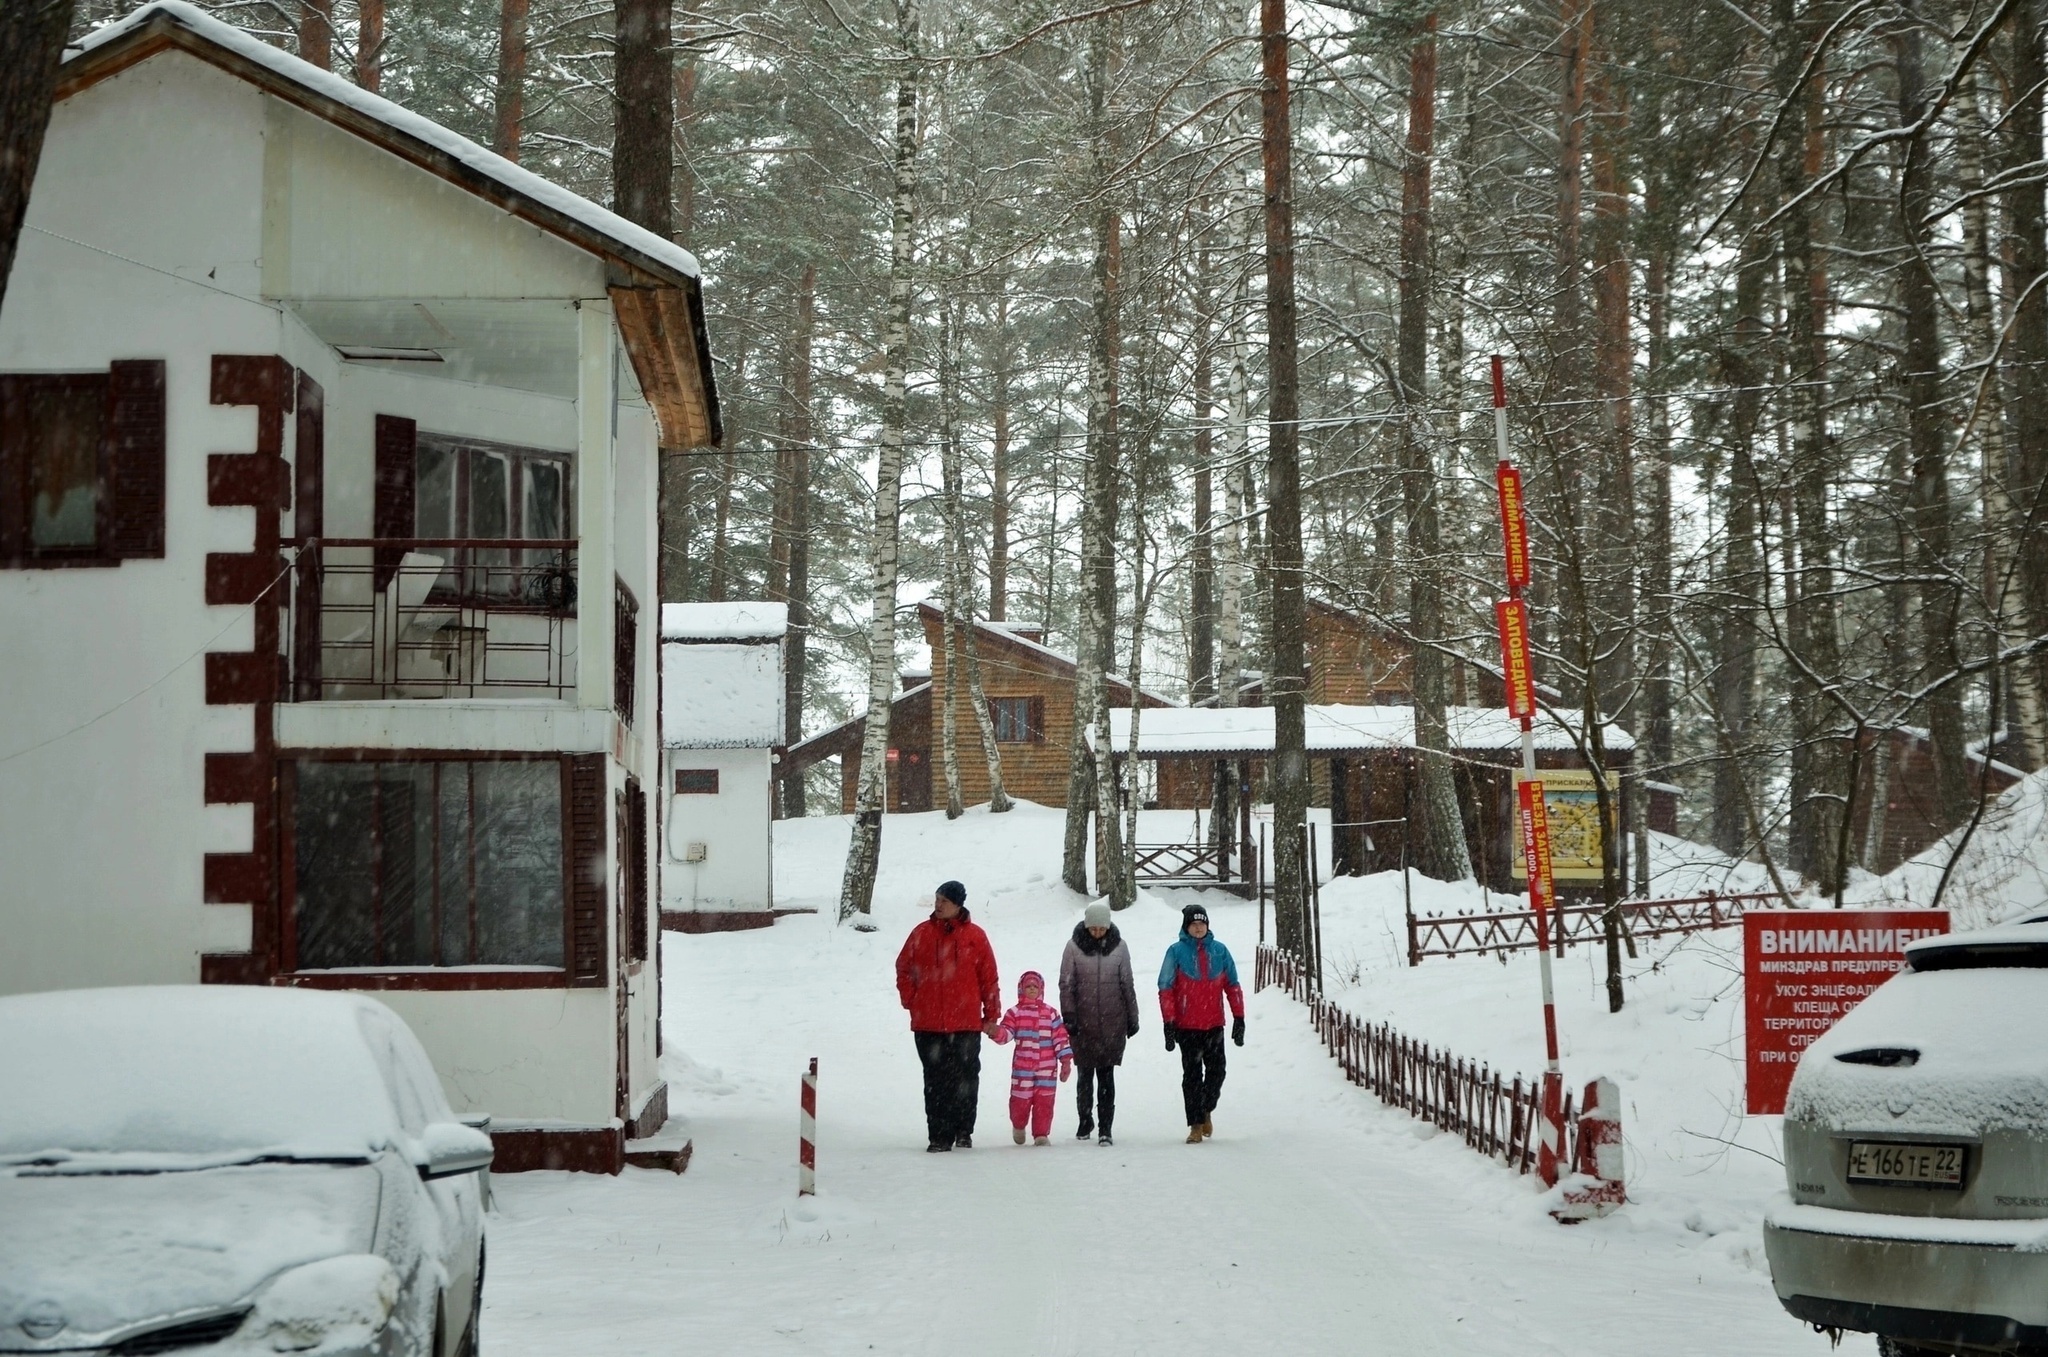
[1255,944,1574,1176]
[1405,890,1777,965]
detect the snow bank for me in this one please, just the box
[661,640,781,747]
[1846,767,2048,927]
[0,987,400,1162]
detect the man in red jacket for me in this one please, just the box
[896,880,1001,1152]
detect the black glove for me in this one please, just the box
[1164,1027,1177,1052]
[1232,1016,1246,1047]
[1127,1020,1140,1039]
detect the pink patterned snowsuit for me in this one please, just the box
[990,972,1073,1138]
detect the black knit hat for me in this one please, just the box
[1182,904,1210,929]
[936,880,968,907]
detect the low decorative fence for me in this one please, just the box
[1255,945,1575,1177]
[1405,890,1778,965]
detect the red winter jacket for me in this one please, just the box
[896,909,1001,1033]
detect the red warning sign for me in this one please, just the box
[1496,598,1535,721]
[1743,909,1949,1115]
[1516,778,1555,921]
[1496,462,1531,591]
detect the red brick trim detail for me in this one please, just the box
[201,355,294,986]
[488,1126,624,1175]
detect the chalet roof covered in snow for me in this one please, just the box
[1093,704,1635,757]
[65,0,721,448]
[661,601,787,642]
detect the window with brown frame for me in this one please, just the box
[989,696,1045,744]
[289,755,586,972]
[0,361,165,567]
[674,769,719,795]
[614,579,638,724]
[392,427,574,604]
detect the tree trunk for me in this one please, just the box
[355,0,384,91]
[777,266,815,818]
[299,0,332,69]
[940,303,967,821]
[1191,253,1216,709]
[1959,23,2045,768]
[839,0,919,924]
[1893,17,1968,827]
[1262,0,1310,953]
[1395,14,1471,883]
[674,46,698,238]
[493,0,529,160]
[990,285,1011,623]
[2006,0,2048,768]
[1776,0,1843,893]
[1641,181,1673,894]
[0,0,73,317]
[613,0,672,237]
[1546,0,1593,676]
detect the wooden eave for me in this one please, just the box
[58,13,722,449]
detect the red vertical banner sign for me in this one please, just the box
[1496,598,1535,720]
[1516,779,1556,933]
[1742,911,1948,1115]
[1496,462,1531,592]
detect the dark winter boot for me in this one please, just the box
[927,1140,952,1153]
[954,1133,973,1149]
[1076,1117,1094,1140]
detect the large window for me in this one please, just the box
[0,362,164,566]
[413,433,571,601]
[291,758,566,970]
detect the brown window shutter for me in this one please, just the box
[105,360,167,559]
[373,414,416,590]
[567,753,609,986]
[613,579,638,724]
[628,776,649,962]
[1028,696,1047,743]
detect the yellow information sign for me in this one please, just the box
[1510,768,1620,882]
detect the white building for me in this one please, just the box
[0,2,721,1172]
[660,602,783,926]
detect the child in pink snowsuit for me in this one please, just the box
[990,971,1073,1144]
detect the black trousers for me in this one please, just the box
[1074,1064,1116,1134]
[914,1030,982,1144]
[1177,1026,1227,1126]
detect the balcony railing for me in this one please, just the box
[285,538,578,701]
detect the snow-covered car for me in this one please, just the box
[1764,916,2048,1354]
[0,986,491,1356]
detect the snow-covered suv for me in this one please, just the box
[1765,914,2048,1355]
[0,987,491,1356]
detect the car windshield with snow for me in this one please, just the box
[1765,916,2048,1355]
[0,987,490,1357]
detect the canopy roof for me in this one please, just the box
[1094,704,1634,759]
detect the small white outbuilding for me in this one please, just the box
[660,602,785,926]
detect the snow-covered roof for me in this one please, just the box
[1094,704,1635,757]
[921,606,1178,705]
[662,637,784,747]
[661,601,787,642]
[70,2,700,285]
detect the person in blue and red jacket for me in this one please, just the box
[896,880,1001,1152]
[1158,903,1245,1143]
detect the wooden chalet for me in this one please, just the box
[1847,726,2023,873]
[782,605,1175,813]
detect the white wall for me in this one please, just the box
[661,748,774,912]
[0,49,672,1134]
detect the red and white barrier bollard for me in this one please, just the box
[798,1057,817,1197]
[1552,1075,1625,1222]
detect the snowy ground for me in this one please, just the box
[481,802,1844,1355]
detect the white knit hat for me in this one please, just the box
[1083,900,1113,928]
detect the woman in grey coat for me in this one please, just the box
[1058,900,1141,1145]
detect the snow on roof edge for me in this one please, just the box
[661,601,787,640]
[72,2,701,283]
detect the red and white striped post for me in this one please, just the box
[1494,355,1568,1190]
[1554,1076,1626,1221]
[798,1057,817,1197]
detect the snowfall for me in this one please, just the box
[479,776,2048,1355]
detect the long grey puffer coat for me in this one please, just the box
[1058,921,1140,1068]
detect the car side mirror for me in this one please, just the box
[418,1121,495,1180]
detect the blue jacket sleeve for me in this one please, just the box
[1157,944,1181,992]
[1217,942,1240,987]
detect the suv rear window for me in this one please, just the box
[1908,939,2048,972]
